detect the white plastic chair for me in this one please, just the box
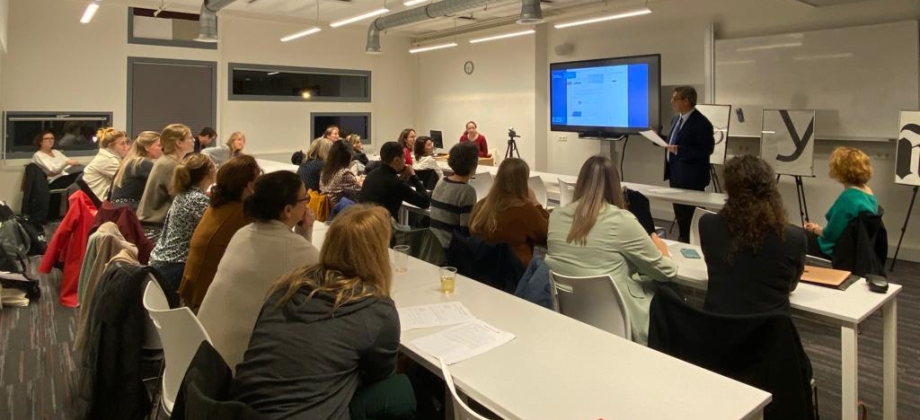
[528,176,548,208]
[143,281,213,416]
[439,359,490,420]
[689,207,717,246]
[469,173,494,201]
[557,178,576,207]
[549,271,631,340]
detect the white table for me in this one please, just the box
[311,223,770,420]
[666,241,901,420]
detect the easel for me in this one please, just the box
[776,174,811,225]
[709,164,722,193]
[890,185,918,272]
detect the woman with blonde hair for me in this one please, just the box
[544,155,676,345]
[298,137,332,192]
[347,133,369,166]
[203,131,247,167]
[232,204,415,420]
[469,158,548,267]
[110,131,162,209]
[83,127,130,200]
[804,146,878,259]
[149,153,216,294]
[138,123,196,223]
[322,125,341,142]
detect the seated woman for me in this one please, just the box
[110,131,162,209]
[83,128,130,200]
[804,147,878,259]
[203,131,246,167]
[412,135,444,180]
[180,155,262,309]
[347,134,369,166]
[397,128,416,165]
[701,155,806,315]
[197,171,319,371]
[297,137,332,192]
[320,141,362,206]
[148,153,216,294]
[544,156,676,345]
[138,124,196,224]
[322,124,341,142]
[469,158,549,268]
[459,121,490,158]
[31,130,82,188]
[231,205,414,420]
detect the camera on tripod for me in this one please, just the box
[506,127,521,159]
[508,127,520,139]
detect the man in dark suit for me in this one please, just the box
[664,86,714,242]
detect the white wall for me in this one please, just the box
[0,0,416,206]
[416,34,536,164]
[0,0,8,52]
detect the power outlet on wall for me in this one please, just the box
[557,135,567,142]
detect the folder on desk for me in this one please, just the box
[800,265,851,288]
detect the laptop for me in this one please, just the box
[430,130,445,154]
[800,265,852,288]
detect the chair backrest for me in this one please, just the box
[557,178,576,207]
[75,174,102,209]
[143,281,212,414]
[415,168,440,190]
[549,271,631,340]
[689,207,716,246]
[469,173,493,201]
[528,176,548,208]
[439,359,490,420]
[832,208,887,277]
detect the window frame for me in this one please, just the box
[228,63,372,103]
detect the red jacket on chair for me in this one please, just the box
[40,191,97,307]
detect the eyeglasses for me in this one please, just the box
[296,196,310,203]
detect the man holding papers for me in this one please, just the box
[663,86,714,242]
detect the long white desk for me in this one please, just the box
[666,241,901,420]
[311,224,771,420]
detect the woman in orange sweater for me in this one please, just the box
[469,158,549,267]
[179,155,262,309]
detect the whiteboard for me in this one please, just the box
[695,104,731,165]
[715,20,919,140]
[895,111,920,187]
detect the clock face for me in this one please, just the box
[464,61,474,75]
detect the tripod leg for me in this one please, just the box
[792,176,806,225]
[890,186,919,272]
[798,176,810,223]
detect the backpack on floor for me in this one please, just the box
[0,202,31,273]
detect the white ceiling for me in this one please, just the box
[129,0,610,36]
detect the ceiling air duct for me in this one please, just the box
[196,0,240,42]
[365,0,542,53]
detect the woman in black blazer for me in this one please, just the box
[700,155,806,315]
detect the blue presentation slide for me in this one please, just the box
[551,63,649,129]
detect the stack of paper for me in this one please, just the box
[411,320,516,365]
[1,288,29,307]
[398,302,476,330]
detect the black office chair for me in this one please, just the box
[170,341,261,420]
[74,173,102,209]
[648,286,817,420]
[415,169,440,190]
[832,208,887,278]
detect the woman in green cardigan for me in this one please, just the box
[804,147,878,259]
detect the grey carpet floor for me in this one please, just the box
[2,252,918,420]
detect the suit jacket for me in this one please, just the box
[663,110,714,190]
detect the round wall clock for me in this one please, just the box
[464,60,475,75]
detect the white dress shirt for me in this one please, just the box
[32,149,73,182]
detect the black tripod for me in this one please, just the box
[777,174,811,225]
[890,185,918,272]
[505,128,521,160]
[709,164,722,193]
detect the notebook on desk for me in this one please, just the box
[800,265,857,289]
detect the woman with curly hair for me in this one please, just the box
[700,155,806,315]
[804,146,878,259]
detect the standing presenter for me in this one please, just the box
[663,86,714,243]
